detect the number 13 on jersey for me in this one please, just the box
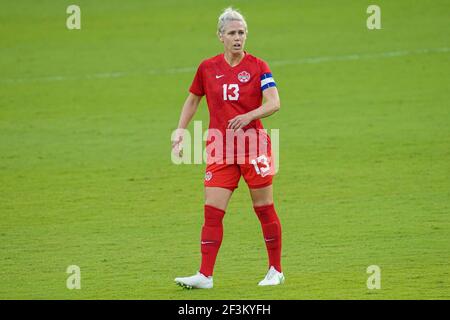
[251,155,270,177]
[223,84,239,101]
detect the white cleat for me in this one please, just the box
[174,272,213,289]
[258,266,285,286]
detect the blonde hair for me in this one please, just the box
[217,7,248,35]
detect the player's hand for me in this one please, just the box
[171,129,184,158]
[172,140,183,158]
[227,114,252,130]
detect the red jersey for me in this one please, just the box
[189,52,276,164]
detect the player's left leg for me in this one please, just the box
[249,185,284,284]
[240,153,284,285]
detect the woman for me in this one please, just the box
[173,7,284,289]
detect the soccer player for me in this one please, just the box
[172,8,284,289]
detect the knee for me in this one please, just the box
[204,204,225,226]
[252,199,274,208]
[204,200,227,212]
[253,203,279,224]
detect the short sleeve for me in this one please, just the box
[189,63,205,96]
[259,59,276,91]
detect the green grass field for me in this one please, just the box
[1,0,449,299]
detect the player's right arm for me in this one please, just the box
[172,93,202,155]
[177,93,202,130]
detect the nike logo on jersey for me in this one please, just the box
[215,75,225,79]
[265,238,276,242]
[201,241,215,245]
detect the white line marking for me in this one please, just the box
[1,48,448,84]
[270,47,450,66]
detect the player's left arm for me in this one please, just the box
[227,86,280,130]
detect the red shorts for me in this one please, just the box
[204,154,275,191]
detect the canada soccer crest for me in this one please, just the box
[238,71,251,83]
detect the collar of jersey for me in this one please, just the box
[221,51,248,70]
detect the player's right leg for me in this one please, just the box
[175,164,239,289]
[174,187,233,289]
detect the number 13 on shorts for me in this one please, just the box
[251,155,271,177]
